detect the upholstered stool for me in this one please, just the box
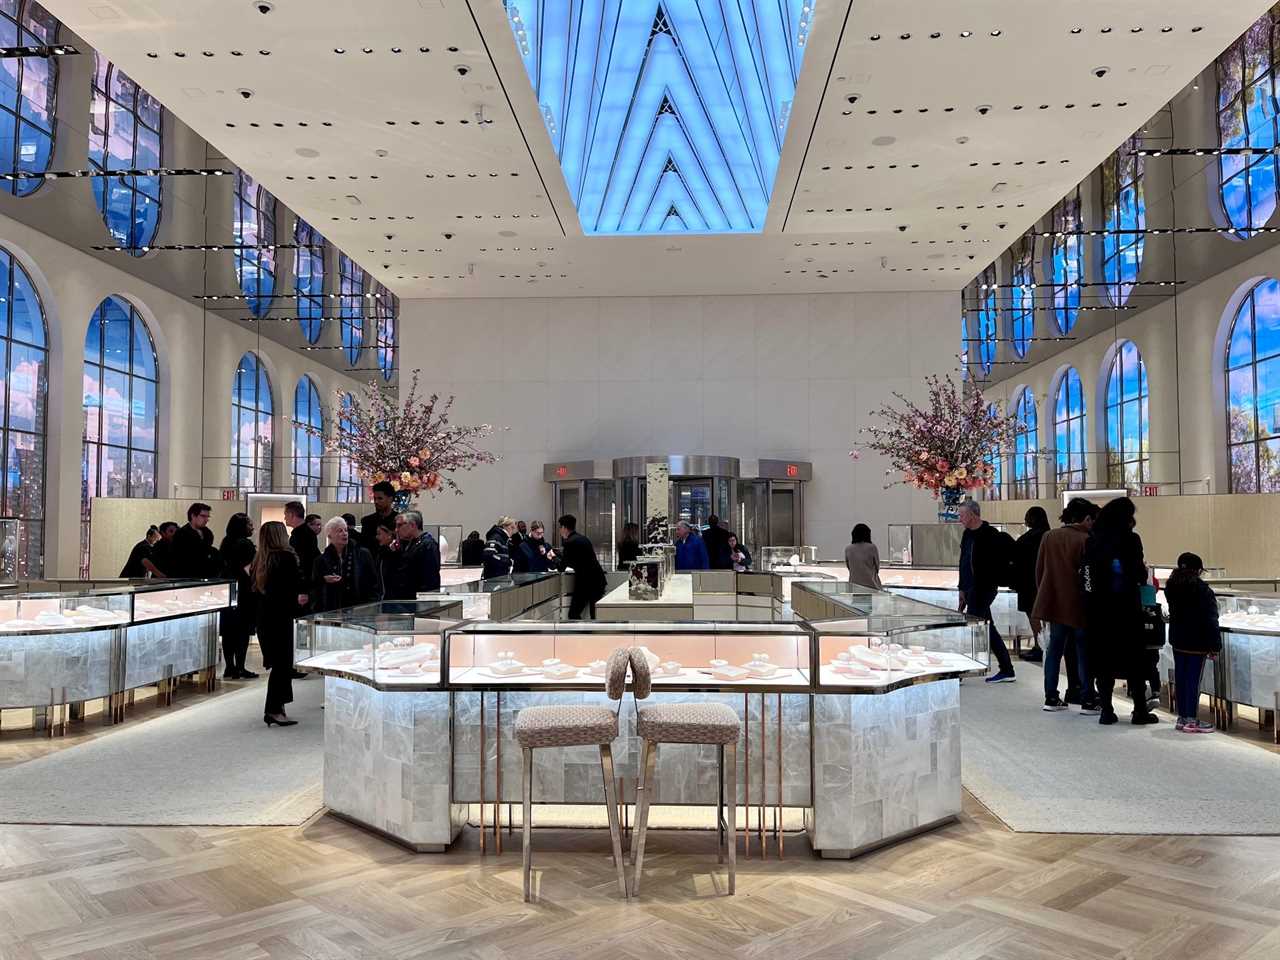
[627,649,740,895]
[515,647,631,902]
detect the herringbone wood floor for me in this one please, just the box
[2,797,1280,960]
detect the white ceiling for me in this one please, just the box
[43,0,1276,299]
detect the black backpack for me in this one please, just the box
[993,529,1017,589]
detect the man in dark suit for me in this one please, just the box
[285,500,319,611]
[359,481,398,552]
[556,513,607,620]
[702,514,732,569]
[170,503,220,579]
[384,510,441,600]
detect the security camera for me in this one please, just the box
[846,94,859,104]
[253,1,274,13]
[442,232,454,240]
[975,104,992,116]
[454,63,470,77]
[1093,65,1110,78]
[237,88,254,100]
[996,221,1008,230]
[382,263,391,270]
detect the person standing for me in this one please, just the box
[359,481,399,552]
[957,499,1017,683]
[148,521,180,578]
[372,516,399,597]
[673,520,710,571]
[617,522,641,569]
[284,501,319,610]
[311,517,381,612]
[510,520,527,554]
[383,510,441,600]
[702,515,732,570]
[458,529,485,566]
[1013,506,1051,663]
[557,513,607,619]
[171,503,220,579]
[1165,551,1221,734]
[482,517,516,579]
[1032,498,1096,712]
[1082,496,1156,725]
[728,533,752,572]
[844,524,883,589]
[514,520,554,574]
[218,513,258,680]
[252,521,304,727]
[119,526,161,578]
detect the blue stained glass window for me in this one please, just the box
[960,310,969,381]
[1010,387,1038,499]
[0,2,59,197]
[1054,367,1086,490]
[1010,235,1034,358]
[505,0,814,235]
[977,266,998,374]
[230,352,273,492]
[294,218,325,344]
[336,392,360,502]
[234,171,276,318]
[1050,190,1082,334]
[1226,278,1280,491]
[1102,139,1145,306]
[1105,340,1149,485]
[374,285,396,381]
[985,402,1003,500]
[339,253,364,366]
[1217,10,1279,238]
[292,376,323,498]
[88,53,162,253]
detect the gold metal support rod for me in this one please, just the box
[742,691,749,859]
[479,692,486,854]
[776,692,784,860]
[495,691,502,855]
[758,692,765,858]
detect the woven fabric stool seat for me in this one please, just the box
[637,702,739,745]
[515,705,618,749]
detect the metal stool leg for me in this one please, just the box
[599,743,628,898]
[522,747,533,902]
[716,744,725,864]
[631,738,655,894]
[725,740,737,895]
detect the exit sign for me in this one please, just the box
[785,463,799,478]
[220,489,238,501]
[555,465,568,478]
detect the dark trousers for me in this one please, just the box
[1096,668,1151,717]
[1147,649,1162,695]
[1173,651,1206,719]
[262,631,294,715]
[1045,622,1087,701]
[568,594,597,620]
[221,632,249,674]
[968,594,1014,674]
[1063,628,1089,702]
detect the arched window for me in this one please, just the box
[1216,10,1279,238]
[1050,189,1083,333]
[1010,388,1038,499]
[81,296,158,571]
[960,312,969,380]
[234,171,276,318]
[977,266,997,374]
[230,352,273,492]
[1226,278,1280,491]
[1054,367,1086,490]
[88,53,162,253]
[375,285,397,381]
[1010,234,1034,357]
[339,253,364,365]
[336,392,361,502]
[1105,340,1149,485]
[1102,138,1145,306]
[291,376,323,498]
[0,2,59,196]
[294,218,325,344]
[985,402,1003,500]
[0,247,48,574]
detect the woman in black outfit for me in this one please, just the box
[218,513,258,679]
[311,516,381,612]
[617,522,641,569]
[1013,506,1051,662]
[1082,497,1156,725]
[253,521,303,727]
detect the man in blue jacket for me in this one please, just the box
[674,520,709,570]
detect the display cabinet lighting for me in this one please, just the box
[194,291,386,301]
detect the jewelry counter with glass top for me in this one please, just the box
[415,571,566,622]
[0,579,233,729]
[297,594,987,859]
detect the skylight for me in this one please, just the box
[506,0,815,236]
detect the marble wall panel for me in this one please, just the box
[124,613,218,688]
[0,628,116,707]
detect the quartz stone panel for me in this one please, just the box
[810,679,962,856]
[0,629,116,708]
[124,613,218,688]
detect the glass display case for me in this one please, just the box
[296,601,460,687]
[760,545,818,570]
[415,571,563,622]
[131,582,233,622]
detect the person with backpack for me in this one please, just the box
[1164,552,1221,734]
[957,498,1017,683]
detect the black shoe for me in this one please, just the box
[264,714,298,727]
[1042,698,1068,712]
[1020,648,1043,663]
[1131,712,1159,725]
[238,669,259,679]
[291,670,307,680]
[1079,701,1101,715]
[222,670,238,680]
[1099,710,1119,725]
[1064,692,1082,706]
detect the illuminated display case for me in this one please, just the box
[295,602,459,688]
[1158,593,1280,715]
[760,545,818,570]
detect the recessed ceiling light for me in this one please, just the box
[959,30,972,37]
[499,230,517,237]
[872,135,896,146]
[295,147,319,158]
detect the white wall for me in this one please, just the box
[399,291,961,558]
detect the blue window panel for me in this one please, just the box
[1217,13,1280,237]
[230,352,273,491]
[88,52,163,253]
[1106,340,1149,484]
[294,219,325,345]
[292,376,324,495]
[0,2,58,197]
[339,253,364,366]
[234,171,277,318]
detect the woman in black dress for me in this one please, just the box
[218,513,257,679]
[252,521,304,727]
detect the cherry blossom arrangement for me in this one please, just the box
[323,370,497,500]
[860,375,1023,495]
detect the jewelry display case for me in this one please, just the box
[295,601,460,688]
[416,571,564,622]
[759,545,818,570]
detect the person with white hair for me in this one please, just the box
[310,516,381,612]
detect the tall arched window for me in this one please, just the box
[1010,388,1038,499]
[1050,189,1083,333]
[960,312,969,380]
[1226,278,1280,491]
[339,253,364,365]
[234,171,277,318]
[977,266,997,375]
[375,286,397,381]
[292,376,323,497]
[295,218,325,344]
[985,402,1003,500]
[231,352,273,492]
[1105,340,1149,485]
[0,2,59,196]
[336,392,361,502]
[1054,367,1086,490]
[81,296,158,572]
[88,53,162,253]
[1102,138,1145,306]
[1216,9,1279,238]
[1010,235,1034,357]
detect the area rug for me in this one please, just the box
[960,669,1280,834]
[0,675,324,826]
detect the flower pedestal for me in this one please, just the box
[937,487,963,523]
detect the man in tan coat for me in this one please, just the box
[1032,498,1099,713]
